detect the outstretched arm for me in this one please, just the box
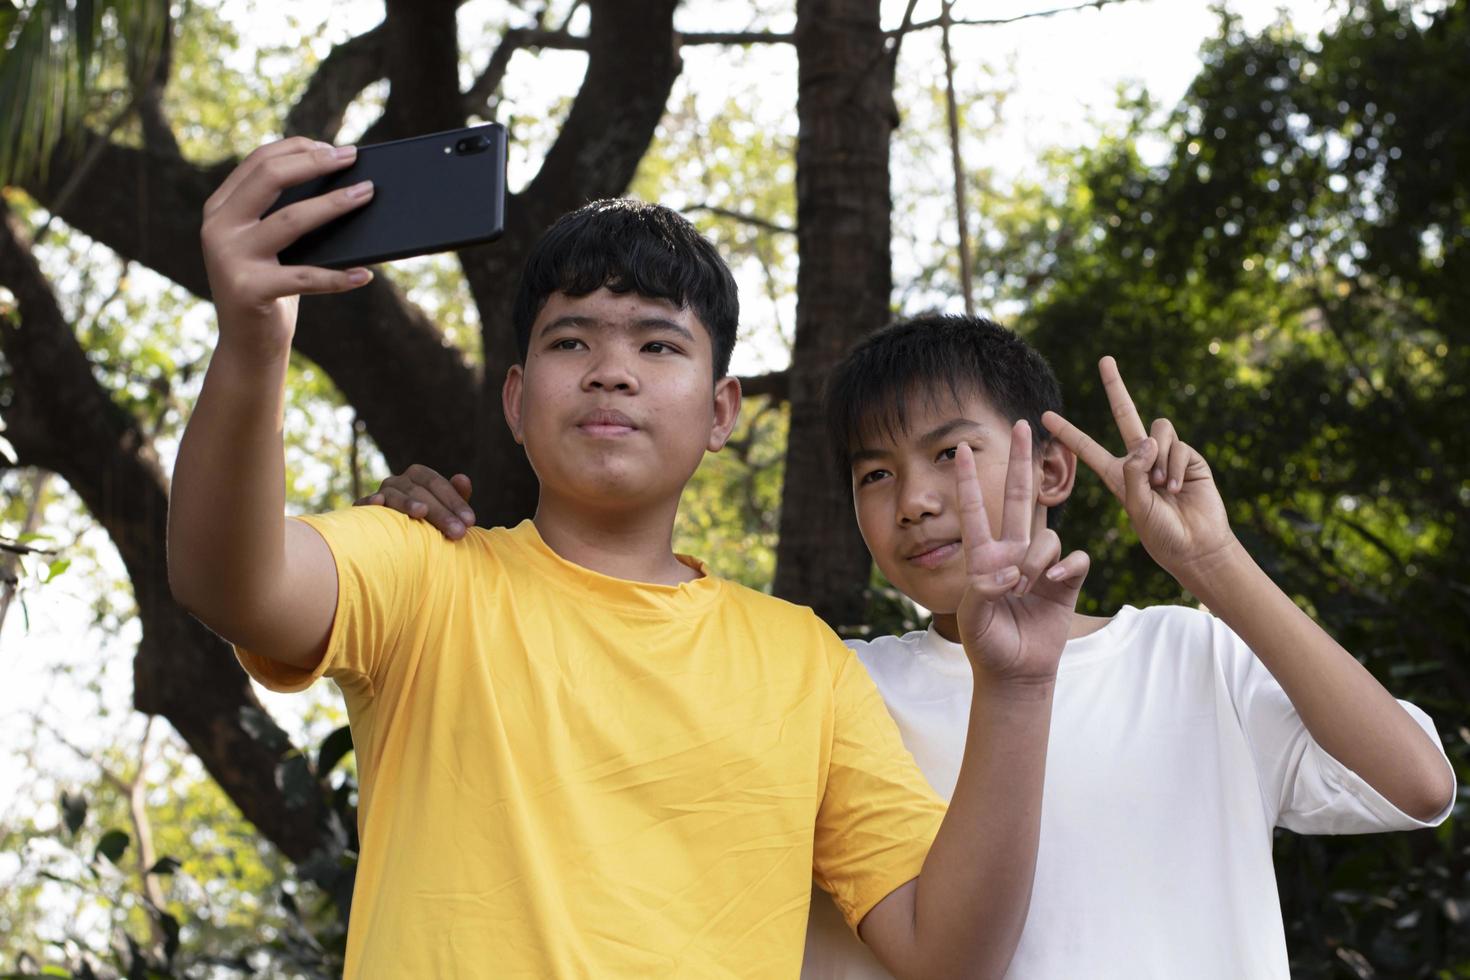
[861,422,1090,980]
[1044,357,1454,821]
[168,138,375,669]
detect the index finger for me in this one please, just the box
[1041,410,1124,498]
[205,137,324,218]
[1099,355,1148,450]
[955,441,996,562]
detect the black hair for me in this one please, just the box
[510,199,740,377]
[825,312,1064,486]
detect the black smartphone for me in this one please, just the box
[265,123,507,269]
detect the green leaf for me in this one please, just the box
[42,558,71,583]
[317,724,354,777]
[60,789,87,835]
[147,855,182,875]
[94,827,130,864]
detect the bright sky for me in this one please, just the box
[0,0,1340,881]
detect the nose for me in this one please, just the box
[896,473,943,527]
[582,348,638,393]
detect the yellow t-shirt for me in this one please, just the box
[237,508,945,978]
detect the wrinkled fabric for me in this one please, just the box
[801,605,1453,980]
[237,509,944,978]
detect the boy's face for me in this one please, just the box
[849,391,1074,616]
[503,288,741,513]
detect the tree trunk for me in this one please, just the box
[773,0,896,629]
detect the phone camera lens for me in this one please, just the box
[454,135,491,155]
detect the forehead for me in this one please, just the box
[531,288,709,343]
[852,384,1011,453]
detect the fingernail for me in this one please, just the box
[448,522,464,536]
[345,179,373,199]
[995,566,1019,585]
[1169,479,1181,492]
[1153,468,1163,481]
[1014,575,1030,594]
[333,144,357,159]
[347,268,371,284]
[1046,565,1067,581]
[458,510,475,524]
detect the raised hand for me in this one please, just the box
[201,137,375,361]
[1041,356,1236,586]
[955,421,1090,685]
[357,465,476,540]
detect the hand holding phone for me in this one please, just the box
[264,124,507,269]
[201,137,377,361]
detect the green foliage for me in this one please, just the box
[972,2,1470,973]
[0,0,168,183]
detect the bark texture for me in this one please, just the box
[773,0,897,628]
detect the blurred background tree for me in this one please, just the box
[1,0,1464,976]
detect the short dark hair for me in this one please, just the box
[825,313,1063,473]
[510,200,740,377]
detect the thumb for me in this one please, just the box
[1122,437,1158,507]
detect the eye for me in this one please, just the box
[643,340,680,355]
[550,337,584,351]
[857,468,891,486]
[938,446,958,462]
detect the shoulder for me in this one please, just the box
[1110,603,1254,674]
[712,581,852,660]
[845,630,928,670]
[294,507,514,573]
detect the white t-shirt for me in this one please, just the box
[802,604,1453,980]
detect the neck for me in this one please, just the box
[532,491,697,586]
[930,609,1112,645]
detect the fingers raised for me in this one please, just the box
[1042,410,1123,499]
[1099,356,1148,450]
[1001,420,1035,543]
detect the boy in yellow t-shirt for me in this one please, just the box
[168,138,1091,978]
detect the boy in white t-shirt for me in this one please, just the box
[367,313,1455,978]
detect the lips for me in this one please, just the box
[906,539,961,569]
[577,408,638,437]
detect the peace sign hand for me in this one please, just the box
[955,421,1091,687]
[1041,357,1237,588]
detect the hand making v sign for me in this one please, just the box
[1041,356,1237,591]
[954,420,1090,686]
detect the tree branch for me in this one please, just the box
[361,0,463,146]
[737,371,789,402]
[0,204,332,864]
[895,0,1130,35]
[283,23,387,141]
[21,133,480,479]
[685,204,796,236]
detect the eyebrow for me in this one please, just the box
[849,417,985,466]
[540,315,696,343]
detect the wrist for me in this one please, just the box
[970,669,1057,704]
[1174,535,1253,602]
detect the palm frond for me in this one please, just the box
[0,0,168,186]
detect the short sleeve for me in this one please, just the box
[1214,616,1455,834]
[234,507,437,694]
[812,640,947,932]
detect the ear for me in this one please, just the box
[1037,435,1076,510]
[502,364,526,445]
[706,376,743,452]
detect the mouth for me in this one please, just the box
[906,540,961,569]
[577,409,638,437]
